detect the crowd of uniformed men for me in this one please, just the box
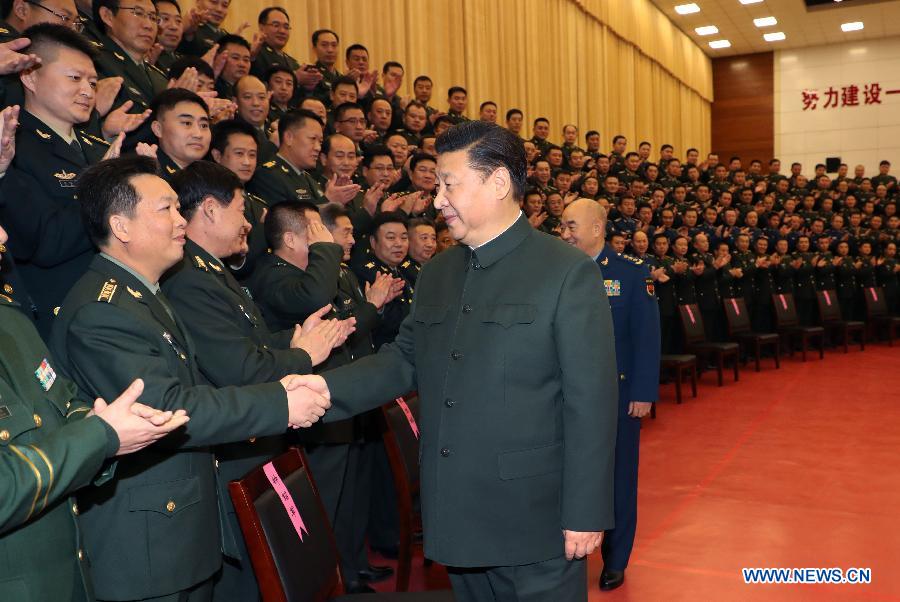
[0,0,898,600]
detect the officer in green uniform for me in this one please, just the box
[163,162,351,602]
[0,222,191,602]
[250,7,300,82]
[309,28,341,106]
[93,0,168,114]
[0,25,112,339]
[248,109,325,206]
[148,89,212,185]
[293,122,618,602]
[49,156,333,602]
[176,0,228,57]
[75,0,102,43]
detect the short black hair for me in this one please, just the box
[639,140,651,148]
[370,211,408,241]
[264,64,297,88]
[169,56,215,82]
[661,144,674,152]
[686,147,699,155]
[151,88,209,122]
[312,29,339,46]
[409,152,437,173]
[480,101,497,112]
[258,6,289,25]
[434,114,455,129]
[383,61,403,74]
[612,135,626,145]
[216,34,251,53]
[278,108,323,141]
[210,119,258,154]
[265,201,319,249]
[435,121,527,202]
[362,144,393,168]
[447,86,467,98]
[345,43,368,60]
[505,108,522,121]
[332,101,364,124]
[170,161,243,221]
[22,23,97,62]
[585,130,600,139]
[534,117,549,126]
[320,202,349,229]
[156,0,181,10]
[78,156,160,247]
[407,217,435,231]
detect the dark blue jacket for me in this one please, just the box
[597,247,662,411]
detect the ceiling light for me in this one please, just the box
[754,16,777,27]
[764,31,786,41]
[841,21,864,32]
[695,25,719,35]
[739,0,763,4]
[674,3,701,15]
[709,39,732,49]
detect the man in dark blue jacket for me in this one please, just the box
[561,198,661,592]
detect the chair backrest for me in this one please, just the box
[772,292,799,327]
[228,447,342,602]
[815,289,842,323]
[381,394,422,493]
[723,297,752,335]
[678,303,707,345]
[863,286,888,318]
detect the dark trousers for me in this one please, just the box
[601,410,641,571]
[447,555,587,602]
[108,578,213,602]
[333,441,374,581]
[368,440,400,551]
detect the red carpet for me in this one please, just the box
[372,344,900,600]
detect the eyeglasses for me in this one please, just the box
[265,21,291,30]
[25,1,85,32]
[116,5,160,22]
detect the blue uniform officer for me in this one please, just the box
[560,199,661,592]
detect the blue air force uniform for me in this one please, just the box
[595,246,661,571]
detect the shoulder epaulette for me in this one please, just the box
[112,51,126,62]
[0,293,14,304]
[192,255,209,271]
[81,132,111,146]
[400,260,411,269]
[262,160,276,168]
[89,39,104,49]
[97,279,119,303]
[147,63,166,76]
[622,254,644,265]
[247,192,268,206]
[365,262,376,269]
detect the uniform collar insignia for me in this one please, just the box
[600,257,609,265]
[3,283,12,294]
[365,262,376,269]
[281,165,289,173]
[0,27,9,34]
[113,52,125,61]
[54,170,77,180]
[126,286,143,299]
[81,136,92,146]
[165,165,177,174]
[193,255,208,271]
[401,260,411,268]
[35,128,51,139]
[209,261,222,272]
[0,293,12,304]
[262,160,276,168]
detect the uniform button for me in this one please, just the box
[445,398,454,408]
[214,459,220,469]
[166,500,176,513]
[65,401,71,410]
[451,350,462,360]
[462,304,472,314]
[619,373,626,381]
[77,549,84,561]
[33,414,42,427]
[249,437,257,443]
[440,448,450,457]
[0,430,9,442]
[72,502,79,516]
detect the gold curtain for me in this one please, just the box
[214,0,711,155]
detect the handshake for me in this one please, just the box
[281,374,332,429]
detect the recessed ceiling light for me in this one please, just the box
[695,25,719,35]
[764,31,786,41]
[739,0,763,4]
[754,17,777,27]
[841,21,864,32]
[674,3,701,15]
[709,39,732,49]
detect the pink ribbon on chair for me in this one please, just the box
[730,298,740,316]
[685,305,696,324]
[823,290,832,306]
[869,288,878,302]
[263,462,309,541]
[778,294,787,310]
[396,397,420,440]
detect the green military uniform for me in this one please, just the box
[352,254,414,350]
[311,60,341,106]
[321,214,617,599]
[177,22,226,57]
[93,35,169,114]
[0,296,118,602]
[156,150,183,183]
[77,7,103,45]
[155,49,183,75]
[394,127,422,148]
[162,239,314,601]
[530,136,550,157]
[250,45,300,81]
[0,111,109,339]
[49,254,291,601]
[399,257,422,285]
[0,19,19,43]
[247,154,323,206]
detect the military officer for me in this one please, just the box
[2,0,81,41]
[646,234,678,353]
[292,122,618,602]
[403,217,437,284]
[233,76,278,163]
[560,199,659,592]
[74,0,102,43]
[177,0,230,57]
[310,28,341,106]
[0,221,191,602]
[250,7,300,83]
[248,109,325,205]
[163,162,350,602]
[153,0,183,74]
[690,232,724,341]
[149,88,211,181]
[49,156,332,602]
[0,25,114,339]
[93,0,168,114]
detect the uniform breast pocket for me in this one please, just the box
[128,476,202,517]
[0,397,40,446]
[481,304,537,329]
[413,304,448,326]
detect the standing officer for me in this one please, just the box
[292,122,619,602]
[0,192,191,602]
[560,199,660,592]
